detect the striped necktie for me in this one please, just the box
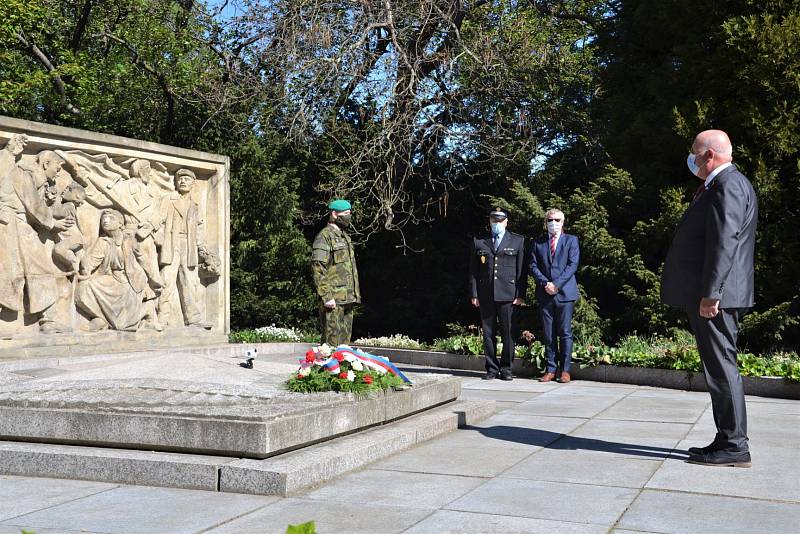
[550,234,556,257]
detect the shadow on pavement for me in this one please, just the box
[470,425,690,460]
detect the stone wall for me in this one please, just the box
[0,116,229,358]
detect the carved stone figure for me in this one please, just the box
[156,168,219,328]
[75,209,154,332]
[0,134,27,183]
[0,149,74,333]
[51,182,86,273]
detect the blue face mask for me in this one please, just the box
[491,222,503,236]
[687,153,700,176]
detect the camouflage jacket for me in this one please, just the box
[311,224,361,304]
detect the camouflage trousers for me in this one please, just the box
[319,303,355,347]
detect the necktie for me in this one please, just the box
[550,234,556,257]
[493,234,500,251]
[692,183,705,203]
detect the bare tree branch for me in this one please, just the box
[14,31,81,115]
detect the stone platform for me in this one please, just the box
[0,346,461,459]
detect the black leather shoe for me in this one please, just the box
[688,449,751,468]
[687,442,721,455]
[482,372,498,380]
[499,369,513,381]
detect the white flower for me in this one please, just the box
[346,370,355,382]
[298,366,311,377]
[343,353,356,363]
[319,344,333,357]
[351,360,364,371]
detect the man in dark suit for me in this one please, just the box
[662,129,757,468]
[469,208,528,380]
[530,209,580,383]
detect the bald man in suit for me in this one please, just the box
[662,129,757,468]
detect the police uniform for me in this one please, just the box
[469,209,528,379]
[311,200,360,346]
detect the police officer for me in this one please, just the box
[469,208,528,380]
[311,199,361,346]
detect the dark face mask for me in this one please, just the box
[335,214,352,228]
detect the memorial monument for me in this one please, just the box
[0,116,489,496]
[0,116,229,359]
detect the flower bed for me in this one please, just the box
[286,344,411,394]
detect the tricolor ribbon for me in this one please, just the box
[333,346,412,383]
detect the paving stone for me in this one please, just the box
[465,413,588,451]
[646,441,800,502]
[0,526,108,534]
[206,498,432,533]
[0,476,116,522]
[457,389,540,403]
[403,509,608,533]
[617,489,800,533]
[2,486,275,534]
[596,395,708,423]
[445,478,638,526]
[555,419,692,459]
[300,470,486,509]
[506,393,626,418]
[461,379,558,393]
[374,435,534,477]
[541,385,638,397]
[502,448,662,488]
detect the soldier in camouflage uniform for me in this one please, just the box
[311,199,360,346]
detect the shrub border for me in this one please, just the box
[362,347,800,400]
[233,343,800,400]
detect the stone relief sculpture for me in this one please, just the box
[0,128,225,341]
[156,169,221,329]
[75,209,154,332]
[0,143,75,334]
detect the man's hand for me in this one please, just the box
[699,298,720,319]
[545,282,558,295]
[470,298,479,307]
[52,216,75,232]
[324,299,337,310]
[512,298,524,306]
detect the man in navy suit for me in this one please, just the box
[530,208,580,383]
[469,208,528,381]
[662,129,757,468]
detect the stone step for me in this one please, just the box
[0,400,494,495]
[0,374,461,458]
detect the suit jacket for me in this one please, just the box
[661,164,758,310]
[469,230,528,303]
[530,233,580,303]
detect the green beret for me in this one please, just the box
[328,199,351,212]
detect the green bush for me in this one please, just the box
[432,324,485,356]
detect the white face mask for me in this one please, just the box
[687,153,700,176]
[546,220,562,235]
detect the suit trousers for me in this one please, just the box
[480,300,515,373]
[539,298,575,373]
[688,309,749,451]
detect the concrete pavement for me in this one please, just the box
[1,367,799,533]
